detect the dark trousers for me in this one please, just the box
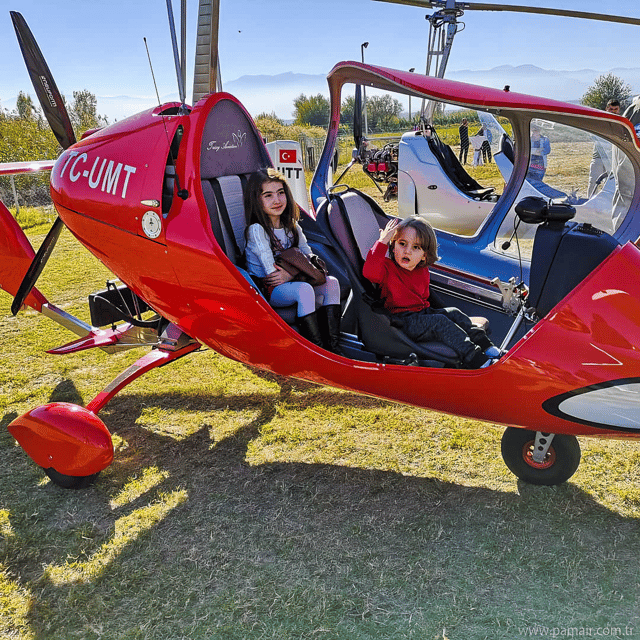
[396,306,492,368]
[481,141,492,163]
[459,143,469,164]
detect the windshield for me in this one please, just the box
[397,107,508,236]
[494,119,635,259]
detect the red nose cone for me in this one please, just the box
[8,402,114,476]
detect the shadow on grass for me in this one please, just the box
[2,377,640,639]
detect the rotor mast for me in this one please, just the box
[422,0,462,122]
[374,0,640,124]
[193,0,222,104]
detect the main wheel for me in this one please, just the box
[500,428,581,486]
[43,467,101,490]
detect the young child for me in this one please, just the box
[244,168,343,354]
[363,217,501,368]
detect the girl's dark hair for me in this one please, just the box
[244,168,300,249]
[389,216,439,267]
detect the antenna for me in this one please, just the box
[144,37,189,200]
[165,0,188,114]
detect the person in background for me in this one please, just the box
[458,118,469,164]
[527,123,551,181]
[587,99,620,197]
[474,125,493,163]
[612,96,640,229]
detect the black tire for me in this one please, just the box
[500,428,581,486]
[43,467,101,490]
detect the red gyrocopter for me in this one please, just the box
[3,8,640,489]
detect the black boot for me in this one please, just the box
[317,304,345,356]
[297,312,323,348]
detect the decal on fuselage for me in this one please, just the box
[58,151,137,199]
[205,130,247,153]
[543,377,640,432]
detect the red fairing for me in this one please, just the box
[50,104,183,239]
[7,403,114,476]
[0,200,48,310]
[49,105,187,315]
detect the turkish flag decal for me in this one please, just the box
[279,149,297,163]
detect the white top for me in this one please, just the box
[245,223,312,277]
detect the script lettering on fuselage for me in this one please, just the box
[58,151,137,199]
[206,130,247,153]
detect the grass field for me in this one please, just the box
[1,215,640,639]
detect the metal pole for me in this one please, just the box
[408,67,415,123]
[165,0,186,106]
[10,176,19,216]
[180,0,186,91]
[361,42,369,135]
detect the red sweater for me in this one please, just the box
[362,241,430,314]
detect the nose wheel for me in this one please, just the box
[43,467,102,489]
[501,428,581,485]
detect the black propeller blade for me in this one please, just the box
[10,12,76,150]
[10,12,76,315]
[11,217,64,316]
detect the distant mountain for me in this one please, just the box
[224,72,328,120]
[225,65,640,119]
[446,64,640,103]
[6,65,640,123]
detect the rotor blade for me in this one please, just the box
[372,0,640,26]
[354,85,363,150]
[11,217,64,316]
[10,12,76,150]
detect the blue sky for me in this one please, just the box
[2,0,640,121]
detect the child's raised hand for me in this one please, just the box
[379,219,399,245]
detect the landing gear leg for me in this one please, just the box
[501,427,581,486]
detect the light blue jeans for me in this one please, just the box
[270,276,340,317]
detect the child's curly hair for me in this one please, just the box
[389,216,439,267]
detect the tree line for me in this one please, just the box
[2,73,635,209]
[290,72,635,131]
[0,89,108,207]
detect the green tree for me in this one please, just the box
[70,89,108,132]
[16,91,38,121]
[293,93,330,127]
[581,73,632,111]
[366,94,403,131]
[340,94,358,125]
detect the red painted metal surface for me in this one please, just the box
[0,160,55,176]
[7,403,114,475]
[0,200,48,311]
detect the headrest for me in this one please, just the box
[199,97,271,179]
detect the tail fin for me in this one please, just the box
[0,201,48,311]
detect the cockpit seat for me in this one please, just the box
[197,96,298,324]
[316,187,482,365]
